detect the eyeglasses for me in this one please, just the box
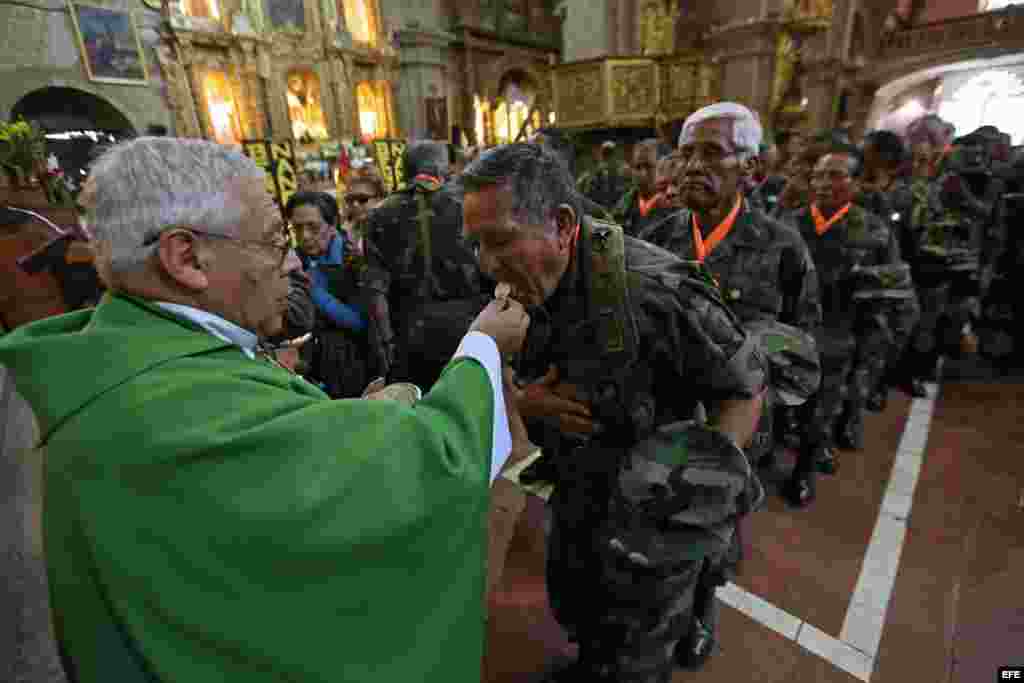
[144,227,292,268]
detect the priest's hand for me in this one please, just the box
[274,332,311,372]
[515,365,598,436]
[470,298,530,356]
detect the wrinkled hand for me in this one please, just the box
[710,390,766,450]
[470,298,530,356]
[502,366,537,468]
[515,365,598,436]
[273,333,311,371]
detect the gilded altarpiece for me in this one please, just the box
[159,0,395,143]
[553,57,718,131]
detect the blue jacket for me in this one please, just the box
[301,233,367,332]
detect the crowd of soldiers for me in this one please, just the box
[208,105,1022,683]
[3,102,1021,683]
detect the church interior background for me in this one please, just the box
[2,0,1022,191]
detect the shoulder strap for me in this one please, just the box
[585,217,640,368]
[415,190,434,297]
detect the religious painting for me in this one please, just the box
[262,0,304,30]
[425,97,447,140]
[286,69,328,143]
[342,0,376,44]
[357,81,393,140]
[182,0,219,19]
[68,1,149,85]
[202,70,243,146]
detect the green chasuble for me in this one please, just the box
[0,294,498,683]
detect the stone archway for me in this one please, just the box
[11,87,137,183]
[12,87,136,136]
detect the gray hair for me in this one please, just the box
[87,137,264,275]
[458,143,582,230]
[679,102,764,161]
[403,140,450,179]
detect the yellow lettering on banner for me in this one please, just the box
[245,142,270,168]
[270,142,294,163]
[264,171,278,199]
[276,156,298,209]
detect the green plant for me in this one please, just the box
[0,118,46,184]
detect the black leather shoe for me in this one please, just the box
[675,618,718,670]
[816,447,838,475]
[907,378,928,398]
[866,389,887,412]
[782,475,816,507]
[836,422,864,450]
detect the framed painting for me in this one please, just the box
[68,1,149,85]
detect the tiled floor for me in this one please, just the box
[483,378,1024,683]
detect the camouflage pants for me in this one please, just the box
[546,498,713,683]
[909,284,951,377]
[867,297,921,392]
[801,336,856,450]
[745,390,775,468]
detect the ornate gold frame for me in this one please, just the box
[67,0,150,85]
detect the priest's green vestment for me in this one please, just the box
[0,293,502,683]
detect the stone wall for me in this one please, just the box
[0,0,172,133]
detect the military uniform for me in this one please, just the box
[856,178,922,400]
[928,166,1007,357]
[517,217,767,682]
[638,202,821,467]
[361,176,486,389]
[786,204,900,458]
[612,187,676,237]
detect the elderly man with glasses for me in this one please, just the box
[0,137,534,683]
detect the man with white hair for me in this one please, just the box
[0,137,533,683]
[639,102,822,667]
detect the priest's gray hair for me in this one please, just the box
[87,137,264,275]
[679,102,763,161]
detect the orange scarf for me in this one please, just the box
[691,195,742,262]
[638,194,659,217]
[811,203,851,236]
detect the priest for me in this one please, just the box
[0,137,530,683]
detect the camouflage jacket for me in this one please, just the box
[638,203,821,332]
[361,178,483,321]
[929,171,1007,285]
[612,187,677,237]
[519,218,767,559]
[858,177,919,266]
[784,204,898,332]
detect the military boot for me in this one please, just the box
[867,385,888,412]
[675,581,720,671]
[815,445,839,475]
[783,447,817,507]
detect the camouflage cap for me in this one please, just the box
[743,319,821,406]
[850,262,920,301]
[610,420,754,569]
